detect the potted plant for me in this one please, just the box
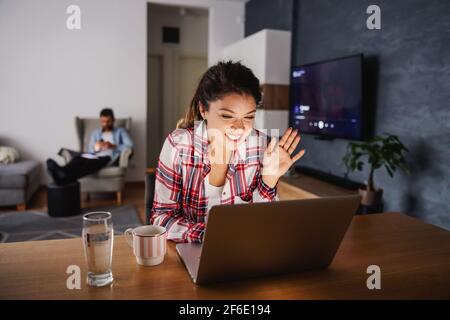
[342,133,410,207]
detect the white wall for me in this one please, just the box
[0,0,147,183]
[0,0,244,184]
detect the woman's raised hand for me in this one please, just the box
[261,127,306,188]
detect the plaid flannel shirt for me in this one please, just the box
[150,120,279,243]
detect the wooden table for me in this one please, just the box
[1,212,450,299]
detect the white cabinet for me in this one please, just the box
[220,29,291,135]
[220,29,291,85]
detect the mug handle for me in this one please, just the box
[124,228,134,248]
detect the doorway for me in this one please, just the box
[178,55,208,123]
[146,3,208,167]
[146,53,163,168]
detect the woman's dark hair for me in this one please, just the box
[100,108,115,119]
[177,60,262,129]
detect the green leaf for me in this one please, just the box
[342,132,410,179]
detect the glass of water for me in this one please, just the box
[82,212,114,287]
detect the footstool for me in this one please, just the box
[47,181,81,217]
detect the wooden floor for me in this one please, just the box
[0,182,147,224]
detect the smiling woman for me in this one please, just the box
[151,61,306,243]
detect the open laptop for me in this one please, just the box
[176,195,361,285]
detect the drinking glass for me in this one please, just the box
[82,211,114,287]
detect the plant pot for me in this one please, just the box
[358,186,383,206]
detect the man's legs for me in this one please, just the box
[47,156,110,185]
[57,148,82,159]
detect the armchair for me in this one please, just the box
[59,117,133,205]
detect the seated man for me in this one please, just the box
[47,108,133,185]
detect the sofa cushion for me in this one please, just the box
[0,160,41,189]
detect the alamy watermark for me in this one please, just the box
[366,5,381,30]
[66,264,81,290]
[66,5,81,30]
[366,265,381,290]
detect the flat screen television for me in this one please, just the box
[289,54,365,140]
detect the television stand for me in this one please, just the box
[278,166,363,200]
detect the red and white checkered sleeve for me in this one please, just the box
[150,133,205,243]
[252,166,279,202]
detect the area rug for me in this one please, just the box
[0,205,143,243]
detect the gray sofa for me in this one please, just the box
[0,160,41,210]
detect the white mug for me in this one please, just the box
[124,225,167,266]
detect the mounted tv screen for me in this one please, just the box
[289,54,365,140]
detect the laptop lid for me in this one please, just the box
[193,195,361,285]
